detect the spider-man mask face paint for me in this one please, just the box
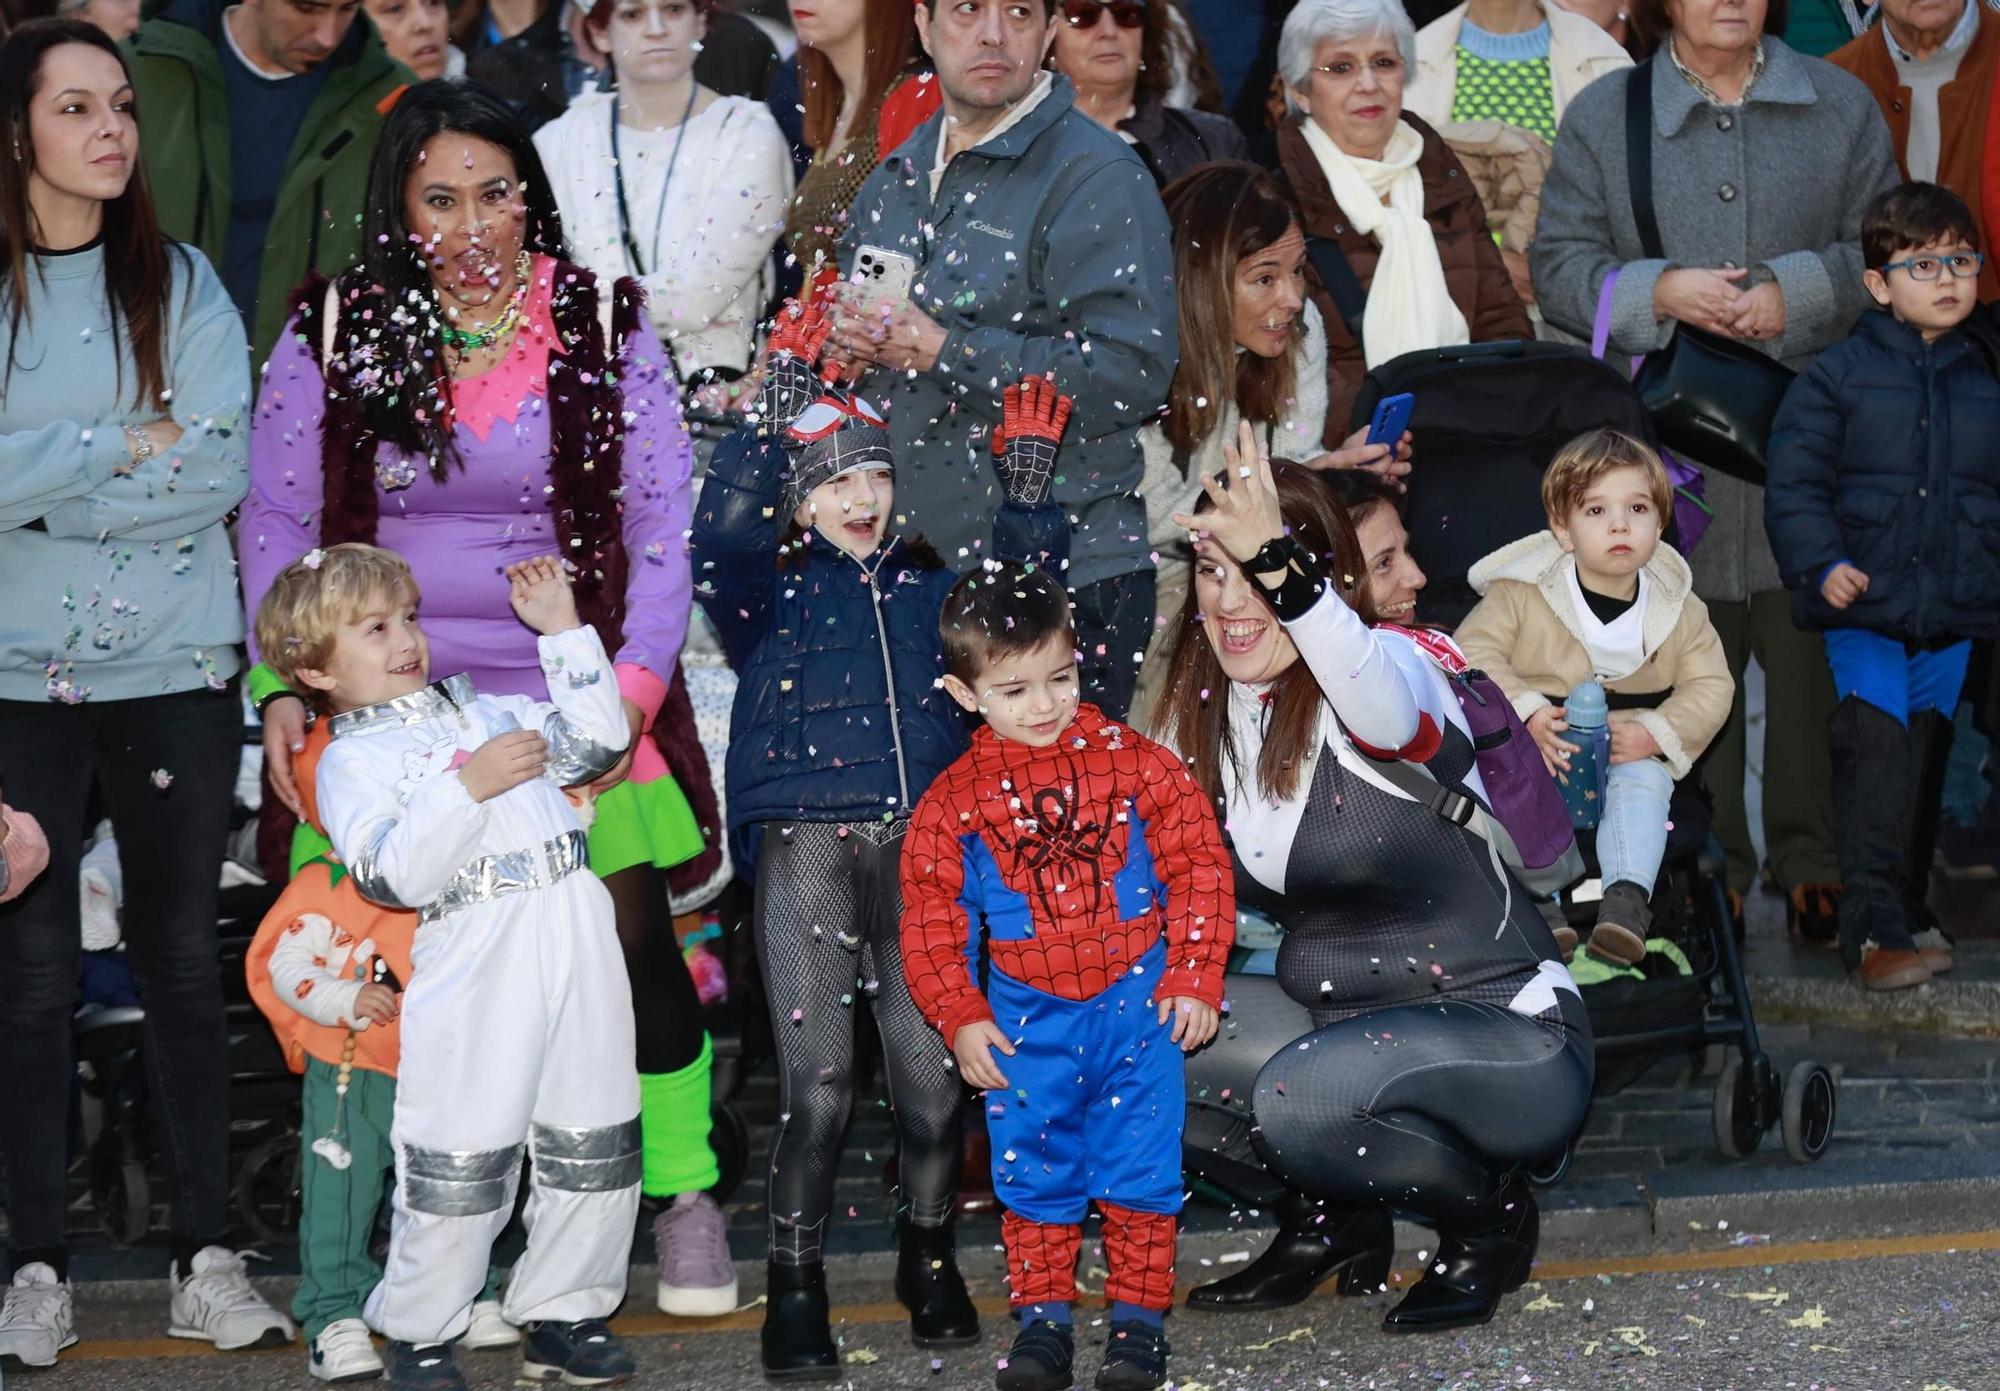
[943,631,1083,749]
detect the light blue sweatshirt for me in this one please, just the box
[0,240,250,703]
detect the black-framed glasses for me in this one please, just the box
[1881,251,1985,282]
[1060,0,1147,30]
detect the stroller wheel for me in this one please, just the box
[1711,1055,1764,1159]
[98,1160,151,1245]
[234,1133,303,1246]
[707,1101,750,1203]
[1781,1062,1836,1163]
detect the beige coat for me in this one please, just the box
[1455,532,1734,778]
[1408,1,1635,132]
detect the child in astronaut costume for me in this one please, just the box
[256,542,642,1387]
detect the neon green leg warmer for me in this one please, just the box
[640,1034,720,1197]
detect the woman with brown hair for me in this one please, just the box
[783,0,938,277]
[0,17,293,1367]
[1157,426,1591,1334]
[1131,162,1407,730]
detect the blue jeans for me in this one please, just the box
[1596,756,1676,895]
[1823,629,1971,724]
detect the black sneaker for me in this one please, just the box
[522,1318,636,1386]
[996,1318,1074,1391]
[384,1341,466,1391]
[1094,1320,1168,1391]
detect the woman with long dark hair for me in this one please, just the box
[1157,427,1592,1334]
[0,17,292,1368]
[239,81,729,1364]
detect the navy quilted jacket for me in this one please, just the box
[1766,310,2000,642]
[691,426,1067,866]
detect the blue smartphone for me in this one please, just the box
[1366,392,1415,450]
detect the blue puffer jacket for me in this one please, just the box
[1766,310,2000,642]
[691,426,1068,867]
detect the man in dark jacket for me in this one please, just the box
[829,0,1178,719]
[127,0,408,368]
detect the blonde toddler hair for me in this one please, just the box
[1542,428,1675,529]
[254,544,420,708]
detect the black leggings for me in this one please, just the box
[603,861,708,1075]
[1251,993,1592,1224]
[0,686,241,1272]
[752,821,962,1265]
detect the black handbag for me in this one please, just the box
[1623,58,1794,485]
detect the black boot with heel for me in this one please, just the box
[1382,1175,1539,1334]
[893,1221,980,1347]
[760,1261,838,1382]
[1186,1194,1394,1312]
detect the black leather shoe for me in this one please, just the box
[760,1262,838,1382]
[995,1319,1074,1391]
[894,1221,980,1347]
[1382,1179,1539,1334]
[1094,1320,1168,1390]
[1187,1198,1394,1312]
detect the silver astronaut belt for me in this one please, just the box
[424,828,590,925]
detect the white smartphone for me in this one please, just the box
[847,244,918,316]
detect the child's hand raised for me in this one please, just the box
[458,730,549,802]
[951,1019,1015,1091]
[351,982,399,1027]
[1171,419,1287,567]
[506,556,582,636]
[1158,996,1218,1052]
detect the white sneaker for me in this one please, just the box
[457,1298,517,1351]
[168,1246,297,1351]
[0,1263,77,1368]
[309,1317,384,1383]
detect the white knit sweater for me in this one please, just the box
[535,89,794,377]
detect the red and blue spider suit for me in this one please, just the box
[900,704,1234,1314]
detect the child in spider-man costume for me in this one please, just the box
[901,565,1234,1391]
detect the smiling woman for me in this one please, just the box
[0,18,273,1369]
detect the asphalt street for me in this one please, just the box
[29,1223,2000,1391]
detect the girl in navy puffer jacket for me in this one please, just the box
[689,305,1070,1378]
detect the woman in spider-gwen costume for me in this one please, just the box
[689,306,1074,1378]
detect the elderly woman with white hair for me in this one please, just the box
[1275,0,1533,435]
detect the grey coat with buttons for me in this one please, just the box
[1532,38,1898,600]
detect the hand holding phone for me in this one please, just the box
[1366,392,1415,450]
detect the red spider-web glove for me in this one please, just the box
[754,300,835,436]
[989,374,1073,508]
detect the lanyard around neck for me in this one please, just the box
[609,80,699,278]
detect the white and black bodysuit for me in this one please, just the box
[1215,584,1594,1223]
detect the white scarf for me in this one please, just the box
[1300,117,1468,367]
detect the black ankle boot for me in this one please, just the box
[1382,1178,1539,1334]
[894,1221,980,1347]
[760,1262,839,1382]
[1186,1195,1394,1312]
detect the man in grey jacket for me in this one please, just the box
[830,0,1178,719]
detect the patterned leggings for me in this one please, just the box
[751,820,962,1265]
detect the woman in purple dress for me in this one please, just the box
[240,81,738,1319]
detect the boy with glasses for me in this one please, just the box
[1766,181,2000,991]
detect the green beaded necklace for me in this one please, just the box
[439,251,531,353]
